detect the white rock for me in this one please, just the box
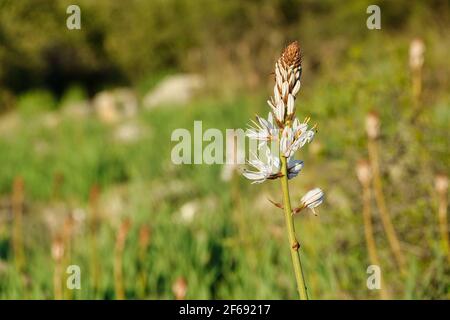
[114,122,142,143]
[93,88,138,124]
[143,74,204,109]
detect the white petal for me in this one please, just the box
[292,80,301,96]
[267,112,274,126]
[242,170,264,180]
[276,73,283,88]
[287,94,295,116]
[279,64,287,79]
[274,85,281,104]
[276,100,285,122]
[282,82,289,99]
[275,63,282,79]
[301,188,324,208]
[289,72,295,87]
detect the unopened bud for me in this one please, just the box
[365,112,380,140]
[172,277,187,300]
[300,188,324,215]
[51,236,64,262]
[409,38,425,71]
[139,225,151,249]
[356,159,372,187]
[435,174,448,195]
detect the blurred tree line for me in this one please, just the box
[0,0,448,111]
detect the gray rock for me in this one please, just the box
[93,88,138,124]
[143,74,204,109]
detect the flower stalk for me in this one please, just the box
[12,176,25,274]
[435,174,449,263]
[51,235,64,300]
[114,218,131,300]
[357,160,389,299]
[138,225,151,298]
[88,184,101,295]
[243,41,323,299]
[366,113,406,275]
[280,156,308,300]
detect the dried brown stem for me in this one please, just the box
[368,140,406,275]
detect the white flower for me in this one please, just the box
[247,113,278,148]
[242,149,280,184]
[300,188,324,215]
[280,126,294,157]
[280,118,315,157]
[291,127,315,151]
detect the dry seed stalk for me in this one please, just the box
[357,160,389,299]
[62,215,74,299]
[12,176,25,273]
[51,235,64,300]
[366,113,406,275]
[138,224,151,297]
[435,174,449,262]
[114,218,131,300]
[88,184,101,295]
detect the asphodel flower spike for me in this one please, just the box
[243,41,323,299]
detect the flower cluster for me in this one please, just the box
[243,41,324,214]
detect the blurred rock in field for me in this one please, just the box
[42,113,60,129]
[100,185,129,226]
[42,202,70,233]
[114,122,144,144]
[176,197,218,224]
[143,74,204,109]
[0,112,21,137]
[150,180,194,203]
[178,201,199,223]
[33,139,50,155]
[0,196,13,223]
[0,259,9,275]
[63,100,91,119]
[93,88,138,124]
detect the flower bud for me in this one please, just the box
[409,38,425,72]
[51,236,64,262]
[139,225,151,249]
[435,173,448,195]
[356,159,372,187]
[172,277,187,300]
[365,111,380,140]
[300,188,324,215]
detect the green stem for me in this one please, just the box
[280,156,309,300]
